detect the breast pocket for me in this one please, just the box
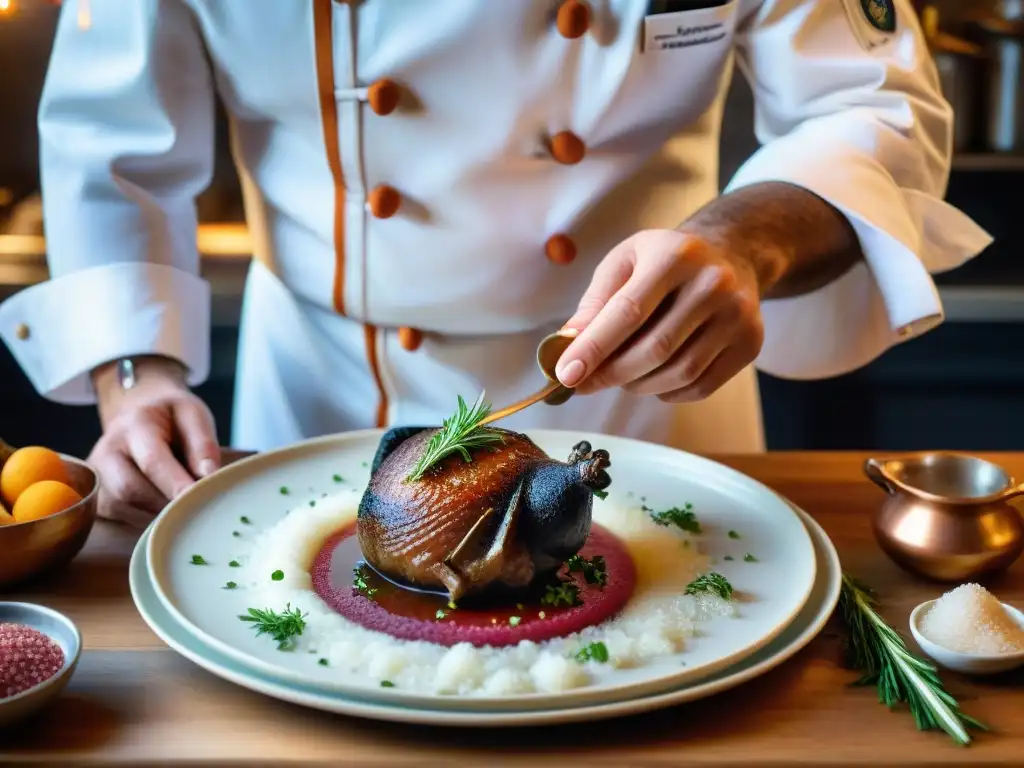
[641,0,740,54]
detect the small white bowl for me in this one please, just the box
[909,599,1024,675]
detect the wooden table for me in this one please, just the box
[3,451,1023,766]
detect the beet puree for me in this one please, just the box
[311,523,636,648]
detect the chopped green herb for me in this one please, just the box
[744,553,758,563]
[649,503,701,534]
[566,554,608,587]
[728,530,740,539]
[190,554,207,565]
[723,555,734,562]
[271,569,285,581]
[240,516,251,524]
[380,680,396,688]
[508,616,522,627]
[229,560,241,568]
[574,641,610,664]
[353,564,378,597]
[318,658,329,667]
[435,609,446,620]
[361,461,369,468]
[232,531,241,537]
[515,603,524,610]
[309,500,316,507]
[238,603,307,651]
[224,581,237,589]
[592,488,609,500]
[685,572,734,601]
[541,581,582,608]
[333,474,344,483]
[447,599,458,610]
[279,486,289,495]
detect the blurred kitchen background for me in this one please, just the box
[1,0,1023,456]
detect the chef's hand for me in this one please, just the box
[557,229,764,402]
[89,356,220,524]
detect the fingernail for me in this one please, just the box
[199,459,218,477]
[557,359,586,388]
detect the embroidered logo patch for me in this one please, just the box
[861,0,896,33]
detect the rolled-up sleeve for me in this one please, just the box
[728,0,992,380]
[0,0,215,404]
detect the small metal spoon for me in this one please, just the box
[479,329,577,426]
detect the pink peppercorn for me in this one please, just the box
[0,623,65,700]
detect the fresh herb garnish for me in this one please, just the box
[353,564,378,597]
[728,530,740,539]
[238,603,308,651]
[406,392,505,482]
[240,516,251,524]
[574,641,609,664]
[318,658,329,666]
[224,581,237,589]
[232,531,241,537]
[743,553,758,562]
[229,560,241,568]
[508,616,522,627]
[435,609,446,620]
[190,555,207,565]
[447,599,457,610]
[723,555,734,561]
[592,489,609,500]
[649,503,701,534]
[361,461,369,468]
[271,569,285,581]
[566,554,608,587]
[380,680,395,688]
[309,500,316,507]
[838,575,985,745]
[541,581,582,608]
[685,572,734,601]
[333,474,344,483]
[279,486,289,495]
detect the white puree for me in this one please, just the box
[240,489,736,696]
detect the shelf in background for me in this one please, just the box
[952,153,1024,172]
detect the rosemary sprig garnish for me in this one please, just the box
[406,392,505,482]
[838,574,987,746]
[238,603,308,651]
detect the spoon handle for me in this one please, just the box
[479,381,568,426]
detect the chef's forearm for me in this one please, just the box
[679,181,863,300]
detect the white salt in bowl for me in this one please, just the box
[910,599,1024,675]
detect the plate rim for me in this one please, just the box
[146,428,817,710]
[130,504,840,727]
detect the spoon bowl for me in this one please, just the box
[909,599,1024,675]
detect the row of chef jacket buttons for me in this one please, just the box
[356,0,592,352]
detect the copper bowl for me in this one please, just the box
[0,455,98,589]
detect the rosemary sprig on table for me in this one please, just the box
[406,392,505,482]
[238,603,308,651]
[838,574,986,746]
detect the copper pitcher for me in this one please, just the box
[865,453,1024,582]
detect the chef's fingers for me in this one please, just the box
[574,267,731,394]
[173,399,221,479]
[557,249,677,388]
[656,345,748,403]
[618,314,729,397]
[91,450,168,522]
[562,238,637,336]
[126,425,197,501]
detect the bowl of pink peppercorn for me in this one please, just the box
[0,602,81,728]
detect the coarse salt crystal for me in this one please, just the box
[919,583,1024,656]
[0,623,65,699]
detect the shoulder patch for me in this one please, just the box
[840,0,897,53]
[861,0,896,33]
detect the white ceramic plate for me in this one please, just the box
[146,429,816,712]
[131,504,839,726]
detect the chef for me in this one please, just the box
[0,0,992,520]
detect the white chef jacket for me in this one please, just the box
[0,0,992,454]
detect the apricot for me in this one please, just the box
[0,502,13,526]
[12,480,82,523]
[0,446,69,507]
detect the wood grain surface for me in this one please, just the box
[2,451,1024,766]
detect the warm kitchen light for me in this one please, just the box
[0,0,14,16]
[77,0,90,29]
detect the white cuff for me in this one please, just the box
[0,263,211,404]
[725,135,993,380]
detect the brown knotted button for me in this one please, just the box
[367,78,400,116]
[550,131,586,165]
[545,234,577,265]
[556,0,590,39]
[398,327,423,352]
[14,323,29,341]
[368,184,401,219]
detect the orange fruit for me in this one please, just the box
[0,502,13,526]
[12,480,82,523]
[0,446,69,507]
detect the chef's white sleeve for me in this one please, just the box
[727,0,992,380]
[0,0,215,404]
